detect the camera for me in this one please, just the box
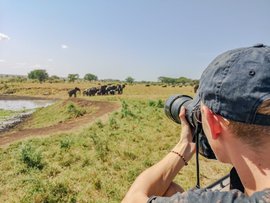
[164,95,216,159]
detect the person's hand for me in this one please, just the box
[176,106,196,161]
[179,106,193,144]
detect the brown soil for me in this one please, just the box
[0,97,120,147]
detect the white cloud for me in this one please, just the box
[61,44,68,49]
[48,58,53,62]
[0,33,10,41]
[0,59,5,62]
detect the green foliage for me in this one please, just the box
[121,100,135,118]
[48,75,62,83]
[23,101,90,129]
[148,99,164,108]
[90,132,109,161]
[125,76,135,83]
[109,116,119,130]
[28,69,49,83]
[96,120,104,128]
[0,109,16,120]
[21,179,77,203]
[158,76,198,85]
[157,99,164,108]
[67,74,79,82]
[66,103,86,118]
[60,138,72,149]
[148,100,156,107]
[0,95,231,202]
[20,143,44,169]
[84,73,98,81]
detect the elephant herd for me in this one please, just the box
[83,84,125,96]
[68,84,126,97]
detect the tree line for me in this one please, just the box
[158,76,199,86]
[27,69,136,84]
[26,69,197,85]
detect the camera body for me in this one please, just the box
[164,95,216,159]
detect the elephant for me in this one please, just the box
[68,87,81,97]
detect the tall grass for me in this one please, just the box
[0,90,231,202]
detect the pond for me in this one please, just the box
[0,99,55,111]
[0,97,56,132]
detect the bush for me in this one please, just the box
[109,117,119,130]
[156,99,164,108]
[148,100,156,107]
[60,138,72,149]
[66,103,86,118]
[121,101,135,118]
[148,99,164,108]
[20,143,44,169]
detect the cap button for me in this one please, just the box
[253,43,265,48]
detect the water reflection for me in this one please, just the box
[0,100,55,111]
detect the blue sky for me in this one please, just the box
[0,0,270,81]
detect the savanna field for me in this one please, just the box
[0,81,231,202]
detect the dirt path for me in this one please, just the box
[0,98,120,147]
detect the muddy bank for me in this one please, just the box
[0,95,57,132]
[0,111,33,133]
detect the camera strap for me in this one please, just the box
[194,123,202,189]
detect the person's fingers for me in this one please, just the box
[179,106,189,126]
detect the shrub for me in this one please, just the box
[66,103,86,118]
[109,117,119,130]
[60,138,72,149]
[148,100,156,107]
[20,143,44,169]
[121,101,135,118]
[96,120,104,128]
[156,99,164,108]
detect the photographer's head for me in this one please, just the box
[197,44,270,161]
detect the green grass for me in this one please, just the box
[0,109,15,119]
[0,109,27,121]
[21,100,93,129]
[0,98,231,202]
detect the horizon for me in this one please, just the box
[1,0,270,81]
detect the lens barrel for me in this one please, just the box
[164,95,193,124]
[164,94,216,160]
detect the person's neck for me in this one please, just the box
[231,144,270,196]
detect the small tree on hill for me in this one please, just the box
[125,76,134,84]
[84,73,98,81]
[68,74,79,82]
[28,69,49,83]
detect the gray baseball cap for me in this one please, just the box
[197,44,270,125]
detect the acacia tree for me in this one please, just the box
[84,73,98,81]
[28,69,49,83]
[68,74,79,82]
[125,76,135,84]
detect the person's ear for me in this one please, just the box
[203,107,222,140]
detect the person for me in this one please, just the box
[122,44,270,203]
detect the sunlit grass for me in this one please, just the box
[0,82,231,202]
[21,100,95,129]
[0,96,231,202]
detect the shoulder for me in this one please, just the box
[147,188,270,203]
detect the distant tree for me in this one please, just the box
[68,74,79,82]
[50,75,60,80]
[125,76,135,83]
[84,73,98,81]
[48,75,61,83]
[28,69,49,83]
[158,76,194,85]
[158,76,177,84]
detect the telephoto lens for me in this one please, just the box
[164,95,199,129]
[164,94,216,159]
